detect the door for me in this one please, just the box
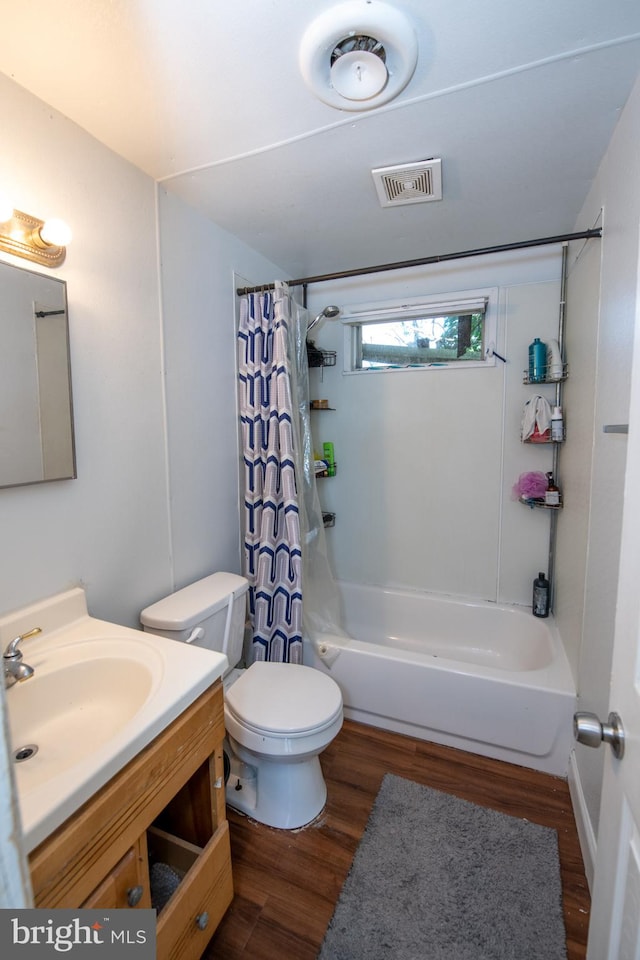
[586,269,640,957]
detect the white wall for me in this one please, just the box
[155,189,286,598]
[307,250,563,608]
[559,75,640,862]
[0,73,284,629]
[0,74,286,900]
[0,73,167,627]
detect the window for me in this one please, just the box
[342,290,497,373]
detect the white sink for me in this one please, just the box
[1,588,228,853]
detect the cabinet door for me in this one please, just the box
[29,682,224,908]
[156,822,232,960]
[82,836,151,910]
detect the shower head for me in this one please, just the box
[318,305,340,320]
[307,305,340,335]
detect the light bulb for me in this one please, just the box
[40,218,72,247]
[330,51,388,101]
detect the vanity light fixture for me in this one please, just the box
[0,195,13,223]
[299,0,418,111]
[0,206,71,267]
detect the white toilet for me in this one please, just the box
[140,572,343,829]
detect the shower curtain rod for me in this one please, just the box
[235,229,602,296]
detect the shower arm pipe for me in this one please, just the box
[235,229,602,296]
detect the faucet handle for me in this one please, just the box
[4,627,42,659]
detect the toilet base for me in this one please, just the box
[224,737,328,829]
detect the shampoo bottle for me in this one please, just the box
[551,406,564,442]
[528,338,547,383]
[532,572,550,618]
[323,442,336,477]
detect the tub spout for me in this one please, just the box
[313,635,344,667]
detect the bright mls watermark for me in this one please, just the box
[0,910,156,957]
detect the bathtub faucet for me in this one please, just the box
[3,627,41,688]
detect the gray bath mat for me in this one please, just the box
[318,773,567,960]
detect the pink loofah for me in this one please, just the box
[512,471,548,500]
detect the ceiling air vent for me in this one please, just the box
[371,159,442,207]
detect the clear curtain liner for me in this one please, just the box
[284,283,349,665]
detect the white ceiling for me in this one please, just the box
[1,0,639,280]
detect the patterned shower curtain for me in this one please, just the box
[237,281,303,663]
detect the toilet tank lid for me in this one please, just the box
[140,572,249,630]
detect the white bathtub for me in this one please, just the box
[303,581,576,776]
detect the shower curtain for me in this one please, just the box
[238,281,342,663]
[238,282,303,662]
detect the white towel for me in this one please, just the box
[521,395,552,441]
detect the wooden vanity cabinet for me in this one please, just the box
[81,837,151,909]
[28,681,233,960]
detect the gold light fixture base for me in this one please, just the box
[0,209,66,267]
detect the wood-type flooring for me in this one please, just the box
[205,719,590,960]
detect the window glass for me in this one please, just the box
[342,290,497,373]
[359,312,484,369]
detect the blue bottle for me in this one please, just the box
[528,338,547,383]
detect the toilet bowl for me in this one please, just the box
[223,661,343,828]
[140,573,343,830]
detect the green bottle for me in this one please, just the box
[323,442,336,477]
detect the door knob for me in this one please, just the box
[573,711,625,759]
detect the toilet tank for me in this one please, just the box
[140,572,249,670]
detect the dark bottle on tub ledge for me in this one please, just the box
[532,572,550,618]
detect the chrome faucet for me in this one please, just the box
[3,627,41,688]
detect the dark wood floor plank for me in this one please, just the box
[233,916,318,960]
[205,719,590,960]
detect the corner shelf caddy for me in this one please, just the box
[518,246,570,609]
[307,346,337,368]
[520,361,567,507]
[310,398,337,528]
[522,363,568,385]
[519,365,566,508]
[519,496,563,510]
[523,433,565,445]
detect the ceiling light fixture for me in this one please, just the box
[0,206,71,267]
[330,36,388,102]
[300,1,418,112]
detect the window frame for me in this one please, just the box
[341,287,499,374]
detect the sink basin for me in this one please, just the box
[1,588,228,852]
[10,643,157,785]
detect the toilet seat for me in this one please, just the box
[225,661,343,738]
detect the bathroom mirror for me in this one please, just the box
[0,260,76,488]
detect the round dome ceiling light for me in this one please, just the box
[330,36,388,102]
[300,1,418,112]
